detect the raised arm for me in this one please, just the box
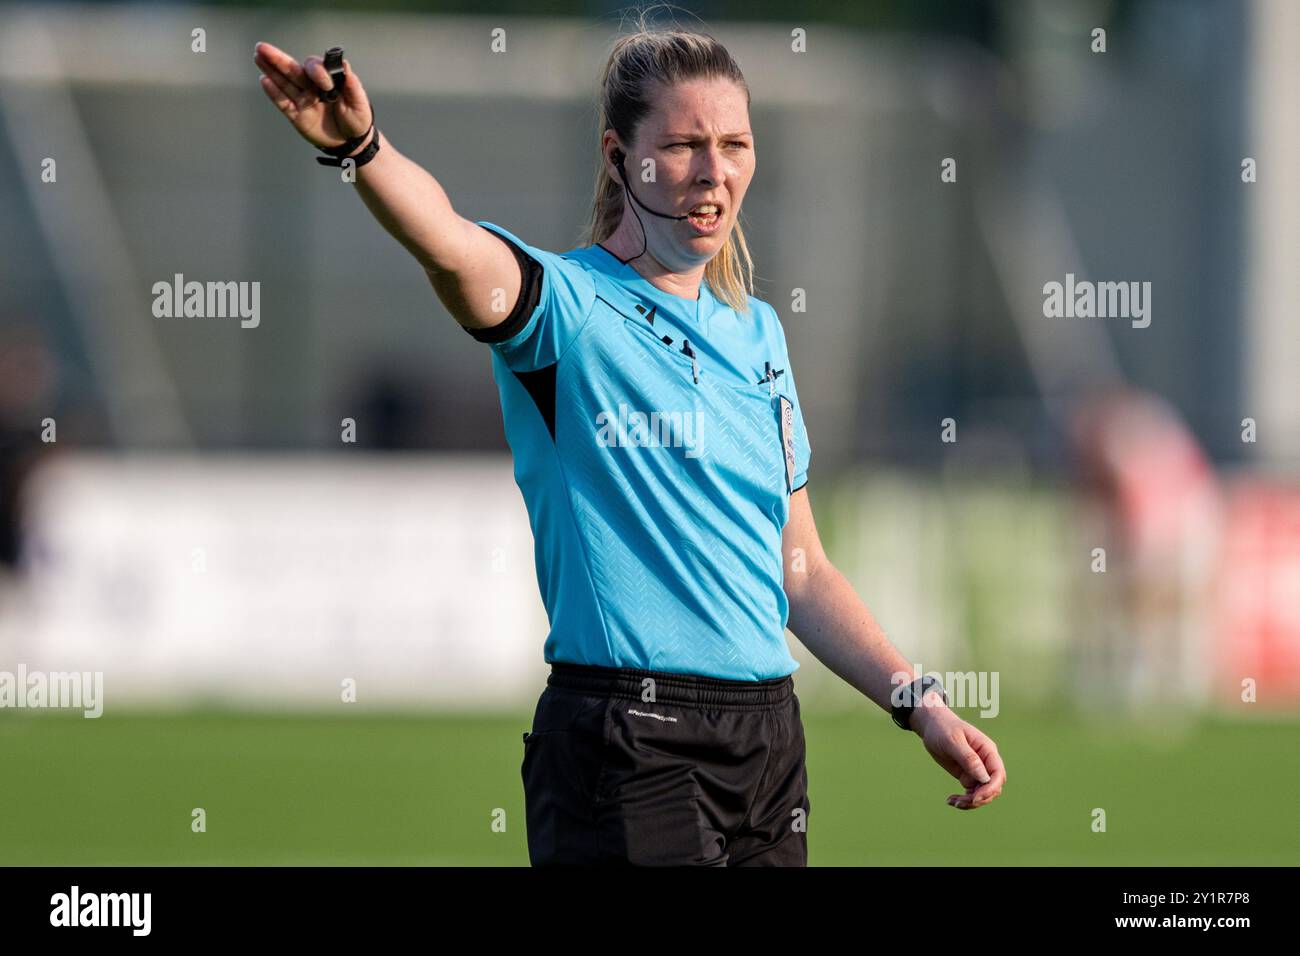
[253,42,520,334]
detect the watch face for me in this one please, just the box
[893,676,947,730]
[919,676,946,705]
[907,679,927,706]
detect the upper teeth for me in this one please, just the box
[693,205,718,215]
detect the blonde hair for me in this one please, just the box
[584,12,756,314]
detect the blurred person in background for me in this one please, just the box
[0,323,61,584]
[254,12,1005,866]
[1070,387,1222,718]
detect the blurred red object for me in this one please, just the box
[1214,481,1300,710]
[1071,388,1217,559]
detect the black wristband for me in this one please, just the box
[316,108,376,159]
[316,129,380,168]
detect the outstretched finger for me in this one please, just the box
[254,48,314,111]
[258,67,308,114]
[254,42,310,91]
[258,74,296,116]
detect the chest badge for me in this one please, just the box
[779,395,796,494]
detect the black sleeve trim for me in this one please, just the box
[792,475,809,494]
[463,230,543,344]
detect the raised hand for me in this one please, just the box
[253,42,374,151]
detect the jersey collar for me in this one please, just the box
[591,243,716,330]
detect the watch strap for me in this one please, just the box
[891,675,947,730]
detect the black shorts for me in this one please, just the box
[520,661,810,866]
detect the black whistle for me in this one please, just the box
[321,46,346,102]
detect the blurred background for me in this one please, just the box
[0,0,1297,865]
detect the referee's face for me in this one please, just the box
[623,77,755,272]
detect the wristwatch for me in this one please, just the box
[891,675,948,731]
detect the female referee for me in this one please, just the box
[254,22,1006,866]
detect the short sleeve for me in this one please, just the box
[772,306,811,492]
[464,221,597,372]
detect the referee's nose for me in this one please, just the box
[694,144,729,190]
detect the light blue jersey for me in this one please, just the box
[466,221,812,680]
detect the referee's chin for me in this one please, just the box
[679,225,730,259]
[647,221,730,272]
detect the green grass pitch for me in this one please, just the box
[1,707,1295,865]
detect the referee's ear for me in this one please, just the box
[602,133,625,176]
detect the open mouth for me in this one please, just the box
[686,202,723,232]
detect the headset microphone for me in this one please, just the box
[610,149,690,264]
[614,152,690,221]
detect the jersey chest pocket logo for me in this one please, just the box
[621,315,697,371]
[597,295,702,385]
